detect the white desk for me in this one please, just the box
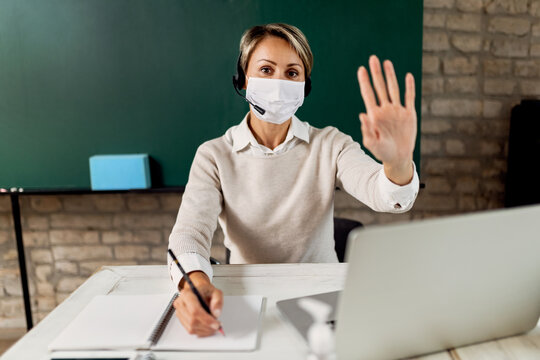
[2,264,539,360]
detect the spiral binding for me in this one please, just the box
[148,293,179,346]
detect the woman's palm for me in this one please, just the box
[357,56,417,167]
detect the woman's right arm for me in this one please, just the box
[173,271,223,336]
[167,143,224,336]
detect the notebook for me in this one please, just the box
[48,293,264,352]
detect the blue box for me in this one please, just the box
[89,154,151,190]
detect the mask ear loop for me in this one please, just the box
[232,52,311,112]
[232,53,245,90]
[305,75,311,97]
[232,54,266,115]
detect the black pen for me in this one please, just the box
[167,249,225,336]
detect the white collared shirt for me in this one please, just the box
[231,114,310,156]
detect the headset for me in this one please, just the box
[232,53,312,115]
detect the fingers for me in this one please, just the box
[174,289,221,337]
[360,56,415,116]
[405,72,416,110]
[182,290,221,327]
[368,55,389,105]
[357,66,377,114]
[359,113,377,145]
[175,301,216,337]
[210,288,223,318]
[359,113,369,138]
[383,60,400,105]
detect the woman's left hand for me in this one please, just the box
[357,55,417,185]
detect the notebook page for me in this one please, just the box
[49,293,173,351]
[153,295,264,351]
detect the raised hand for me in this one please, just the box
[357,55,417,185]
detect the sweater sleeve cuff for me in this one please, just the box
[378,162,420,211]
[169,252,214,290]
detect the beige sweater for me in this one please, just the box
[168,116,419,286]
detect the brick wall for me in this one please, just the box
[417,0,538,215]
[0,194,227,327]
[1,0,538,329]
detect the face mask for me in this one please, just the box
[246,77,305,124]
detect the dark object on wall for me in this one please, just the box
[505,100,540,207]
[334,217,363,262]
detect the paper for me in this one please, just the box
[48,293,264,352]
[154,295,264,351]
[49,294,171,351]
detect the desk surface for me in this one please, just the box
[2,264,539,360]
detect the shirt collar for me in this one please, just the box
[232,113,310,153]
[290,114,310,143]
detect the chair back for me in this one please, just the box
[334,217,363,262]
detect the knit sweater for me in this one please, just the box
[168,115,419,287]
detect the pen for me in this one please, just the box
[167,249,225,336]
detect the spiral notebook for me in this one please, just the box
[48,293,264,352]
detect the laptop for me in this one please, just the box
[277,205,540,360]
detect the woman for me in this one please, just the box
[168,23,419,336]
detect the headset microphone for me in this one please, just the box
[232,77,266,115]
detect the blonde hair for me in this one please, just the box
[239,23,313,77]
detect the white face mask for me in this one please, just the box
[246,77,305,124]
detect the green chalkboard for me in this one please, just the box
[0,0,423,189]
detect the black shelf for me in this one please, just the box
[0,186,185,196]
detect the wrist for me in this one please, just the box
[383,160,413,186]
[384,160,411,173]
[179,271,210,291]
